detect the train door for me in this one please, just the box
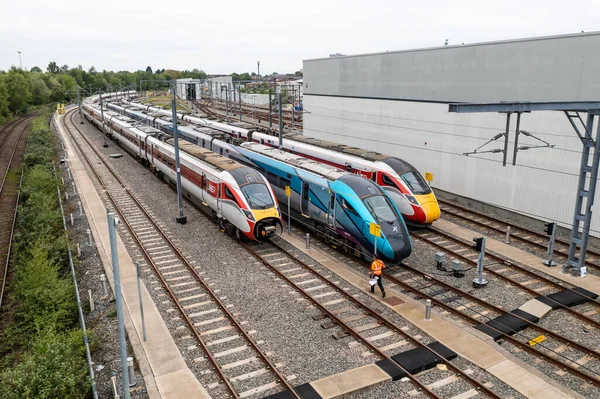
[328,192,336,228]
[301,181,310,216]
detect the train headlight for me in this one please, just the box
[405,195,419,205]
[243,209,255,221]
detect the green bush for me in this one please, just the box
[0,109,90,396]
[0,329,89,399]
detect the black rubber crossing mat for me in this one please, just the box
[391,341,457,374]
[474,309,538,341]
[264,383,321,399]
[537,287,598,309]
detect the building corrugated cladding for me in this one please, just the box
[303,32,600,236]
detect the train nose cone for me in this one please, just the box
[384,234,412,264]
[415,193,440,224]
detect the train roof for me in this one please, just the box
[284,134,389,162]
[165,139,244,172]
[241,142,346,180]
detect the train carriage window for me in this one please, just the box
[381,174,396,186]
[224,186,235,200]
[279,177,291,190]
[341,197,358,215]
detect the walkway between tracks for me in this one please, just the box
[280,232,580,399]
[55,114,210,399]
[435,219,600,296]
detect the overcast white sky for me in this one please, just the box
[1,0,598,74]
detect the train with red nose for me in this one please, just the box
[121,99,440,225]
[81,98,282,241]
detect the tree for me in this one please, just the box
[154,69,161,74]
[30,66,42,73]
[295,70,303,76]
[46,61,59,74]
[5,70,31,113]
[28,74,51,105]
[146,66,152,73]
[60,64,69,73]
[0,76,10,123]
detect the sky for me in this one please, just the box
[1,0,599,75]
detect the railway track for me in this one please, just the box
[243,238,504,399]
[438,199,600,273]
[62,109,298,399]
[384,229,600,389]
[414,227,600,328]
[0,115,34,311]
[279,213,600,394]
[207,99,301,125]
[195,100,300,133]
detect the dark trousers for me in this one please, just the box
[370,274,384,294]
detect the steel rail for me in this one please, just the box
[438,199,600,272]
[0,115,33,311]
[372,253,600,387]
[0,116,33,194]
[416,227,600,330]
[64,109,298,399]
[243,239,503,399]
[413,230,600,359]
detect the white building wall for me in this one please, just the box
[304,95,598,236]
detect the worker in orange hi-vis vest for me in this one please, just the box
[370,258,386,298]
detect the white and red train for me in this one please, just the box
[119,99,440,225]
[81,99,281,241]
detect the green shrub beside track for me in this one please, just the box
[0,110,90,398]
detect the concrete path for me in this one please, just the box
[55,114,210,399]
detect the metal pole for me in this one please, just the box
[226,88,229,121]
[233,83,237,114]
[107,211,131,398]
[239,85,242,122]
[77,86,84,124]
[544,224,557,267]
[425,299,432,320]
[505,226,511,244]
[99,89,108,148]
[473,237,488,288]
[512,112,522,165]
[135,261,147,341]
[171,83,187,224]
[278,92,283,149]
[18,51,22,69]
[292,86,295,130]
[502,113,511,166]
[269,89,272,129]
[374,236,378,258]
[305,233,310,250]
[287,194,291,235]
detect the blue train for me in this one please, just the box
[106,101,412,263]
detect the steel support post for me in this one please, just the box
[278,92,283,149]
[135,261,147,341]
[77,86,84,124]
[512,112,522,165]
[233,83,237,114]
[292,86,295,130]
[107,211,131,398]
[565,112,600,276]
[171,84,187,224]
[99,89,108,148]
[502,113,511,166]
[269,89,273,129]
[239,85,242,122]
